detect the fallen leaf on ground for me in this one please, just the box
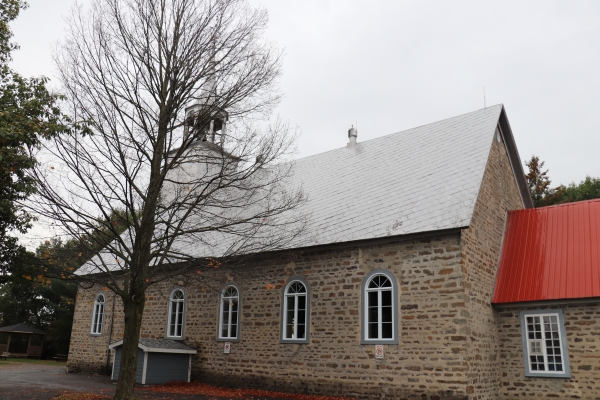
[140,381,352,399]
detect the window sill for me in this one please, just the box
[525,372,571,379]
[361,339,399,345]
[89,333,102,337]
[216,337,240,343]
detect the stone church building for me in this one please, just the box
[67,105,600,399]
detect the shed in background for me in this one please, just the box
[0,323,46,358]
[109,339,197,385]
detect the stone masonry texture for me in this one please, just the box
[496,303,600,400]
[461,130,524,399]
[67,131,528,399]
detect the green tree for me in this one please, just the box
[0,243,76,357]
[559,176,600,203]
[525,156,564,207]
[0,208,130,358]
[0,0,75,273]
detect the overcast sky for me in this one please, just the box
[10,0,600,245]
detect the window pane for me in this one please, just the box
[368,323,378,339]
[286,296,295,313]
[222,308,230,326]
[221,324,228,338]
[289,282,306,294]
[297,295,306,310]
[381,290,392,306]
[381,306,393,323]
[177,304,183,325]
[297,324,306,339]
[224,286,238,298]
[286,296,295,338]
[286,323,295,339]
[98,305,104,326]
[382,322,393,339]
[368,275,391,289]
[298,308,306,324]
[368,291,378,309]
[368,306,378,324]
[230,324,237,338]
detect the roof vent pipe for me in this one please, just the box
[348,125,357,147]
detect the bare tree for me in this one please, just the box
[29,1,305,398]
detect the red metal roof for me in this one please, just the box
[493,199,600,304]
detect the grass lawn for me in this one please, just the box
[0,357,67,367]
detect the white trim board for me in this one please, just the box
[108,339,197,354]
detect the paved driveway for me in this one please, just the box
[0,362,114,400]
[0,362,298,400]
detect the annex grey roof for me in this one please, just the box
[76,105,531,275]
[0,323,46,335]
[108,338,197,354]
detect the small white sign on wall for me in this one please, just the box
[375,345,384,359]
[224,342,231,354]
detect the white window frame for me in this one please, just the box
[217,284,241,342]
[520,310,571,378]
[280,278,310,344]
[361,269,399,345]
[90,293,105,335]
[167,288,185,339]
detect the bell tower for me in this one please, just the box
[183,48,228,145]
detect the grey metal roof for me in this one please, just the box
[77,105,527,275]
[284,104,506,246]
[0,323,46,334]
[108,339,197,354]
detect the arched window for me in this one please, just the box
[361,270,399,344]
[280,278,310,344]
[90,293,105,335]
[218,284,240,341]
[167,288,185,338]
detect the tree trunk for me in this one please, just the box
[113,290,145,400]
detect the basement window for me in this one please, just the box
[520,310,571,378]
[90,293,105,335]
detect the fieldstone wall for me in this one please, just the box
[69,233,472,399]
[496,302,600,399]
[67,286,122,374]
[67,127,527,398]
[460,130,525,399]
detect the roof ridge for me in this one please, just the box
[292,104,504,163]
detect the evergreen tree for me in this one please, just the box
[524,156,564,207]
